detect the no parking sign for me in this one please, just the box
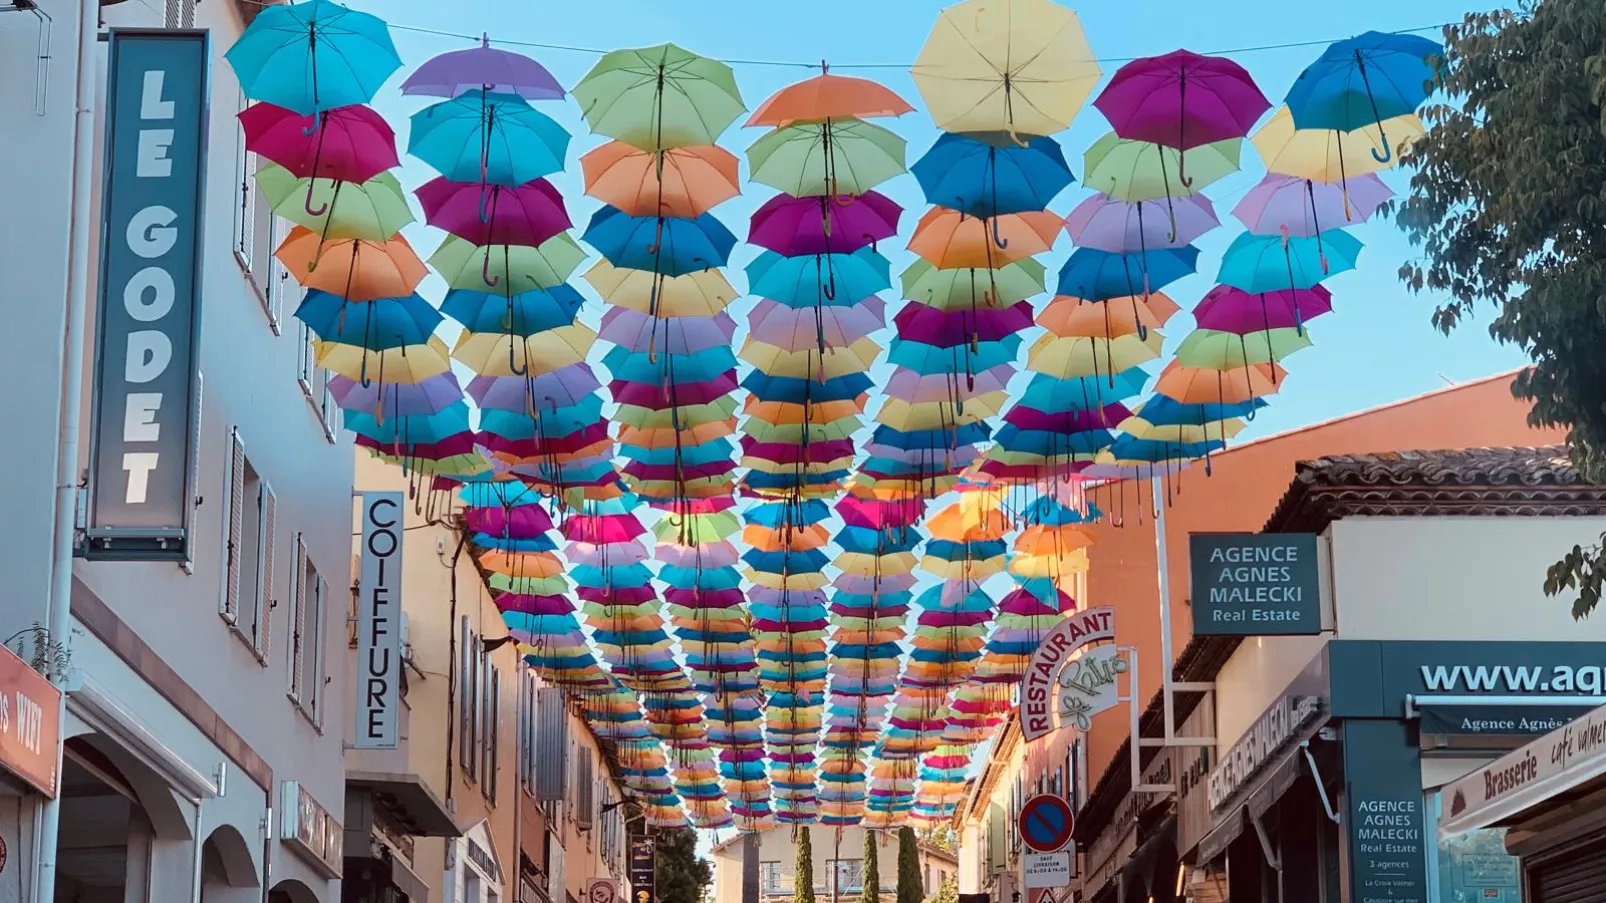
[1019,793,1075,853]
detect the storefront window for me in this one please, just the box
[1427,792,1521,903]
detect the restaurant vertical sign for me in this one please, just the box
[355,492,403,748]
[85,31,210,562]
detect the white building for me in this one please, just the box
[0,1,354,900]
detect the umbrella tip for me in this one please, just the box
[481,33,491,47]
[820,60,829,74]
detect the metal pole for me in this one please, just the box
[1151,475,1176,742]
[36,0,102,898]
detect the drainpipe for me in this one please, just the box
[35,0,103,897]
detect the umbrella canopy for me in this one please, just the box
[749,192,902,257]
[911,133,1074,218]
[238,102,398,182]
[255,165,414,240]
[1285,30,1442,163]
[275,228,428,300]
[581,143,741,218]
[401,36,566,100]
[1064,193,1218,252]
[1082,133,1242,201]
[573,43,746,150]
[747,118,908,197]
[582,206,737,276]
[747,73,913,126]
[1232,172,1393,234]
[225,0,401,114]
[1094,50,1270,150]
[416,177,571,248]
[409,90,570,185]
[1251,106,1424,183]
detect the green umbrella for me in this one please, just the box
[255,164,414,240]
[744,418,861,444]
[572,43,745,150]
[429,233,587,293]
[900,259,1046,311]
[1174,327,1313,369]
[614,397,738,428]
[488,573,570,595]
[1082,133,1242,202]
[747,118,906,196]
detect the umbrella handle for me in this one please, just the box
[303,181,328,217]
[823,272,836,300]
[479,184,491,225]
[834,194,855,208]
[481,254,501,288]
[1177,148,1193,189]
[990,217,1009,251]
[301,112,322,139]
[509,335,527,376]
[1370,128,1393,164]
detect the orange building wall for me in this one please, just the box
[1077,372,1561,787]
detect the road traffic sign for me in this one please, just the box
[1019,793,1075,853]
[586,879,618,903]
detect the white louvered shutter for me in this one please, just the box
[257,482,276,657]
[290,535,307,700]
[223,429,245,622]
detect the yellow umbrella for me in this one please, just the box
[314,336,451,384]
[583,260,738,316]
[1120,416,1247,444]
[875,394,1008,431]
[911,0,1102,138]
[1252,106,1425,183]
[921,555,1005,581]
[835,551,920,577]
[739,338,881,379]
[1009,549,1091,579]
[745,569,829,591]
[1026,331,1164,379]
[451,324,597,377]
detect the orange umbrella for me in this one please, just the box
[275,226,427,300]
[908,208,1061,269]
[742,523,831,552]
[1154,359,1286,404]
[1039,293,1178,338]
[746,72,914,126]
[580,142,741,218]
[743,396,868,424]
[478,550,566,579]
[619,420,736,448]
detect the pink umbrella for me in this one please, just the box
[1193,284,1334,334]
[465,504,554,538]
[1232,173,1393,235]
[748,191,903,256]
[563,513,645,544]
[1065,194,1219,252]
[239,102,398,183]
[611,374,739,407]
[598,307,737,355]
[747,297,885,350]
[884,366,1014,404]
[892,300,1035,347]
[416,177,571,247]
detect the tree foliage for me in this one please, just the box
[920,825,957,856]
[1396,0,1606,616]
[896,827,923,903]
[923,876,959,903]
[861,830,881,903]
[797,827,817,903]
[656,827,712,903]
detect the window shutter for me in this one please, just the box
[535,687,568,801]
[577,750,594,829]
[313,575,328,726]
[223,429,246,623]
[459,617,472,775]
[290,535,307,700]
[489,667,501,800]
[256,482,276,657]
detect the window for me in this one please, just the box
[223,428,276,662]
[1428,791,1519,903]
[575,746,594,830]
[288,534,326,724]
[761,862,783,894]
[483,660,501,802]
[519,669,539,795]
[464,868,483,903]
[295,321,340,442]
[232,86,287,331]
[830,859,863,894]
[460,617,476,782]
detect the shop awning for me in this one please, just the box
[1439,703,1606,840]
[1196,745,1306,864]
[1409,694,1605,739]
[347,770,462,837]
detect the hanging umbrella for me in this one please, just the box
[330,371,463,418]
[748,192,902,257]
[585,261,737,316]
[1193,284,1334,335]
[1056,247,1198,299]
[416,177,572,248]
[912,133,1073,218]
[1094,50,1269,185]
[1153,359,1285,404]
[902,259,1045,310]
[582,206,737,276]
[1064,194,1218,252]
[441,284,586,334]
[748,72,913,126]
[402,35,566,100]
[1037,293,1177,338]
[747,118,908,197]
[911,0,1102,139]
[1251,106,1424,184]
[907,208,1061,268]
[572,43,746,150]
[581,143,742,218]
[1285,30,1442,163]
[255,165,414,240]
[1233,172,1392,234]
[468,365,602,411]
[314,335,453,384]
[294,290,441,349]
[748,298,885,351]
[238,102,398,182]
[1217,231,1362,293]
[409,90,570,188]
[746,248,892,307]
[225,0,401,115]
[275,228,428,300]
[1174,328,1313,368]
[428,233,587,293]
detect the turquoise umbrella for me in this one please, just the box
[1218,230,1362,292]
[409,91,570,186]
[746,248,892,307]
[225,0,401,115]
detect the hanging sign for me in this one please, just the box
[628,832,656,903]
[1058,644,1127,731]
[0,643,61,798]
[355,492,403,749]
[1019,793,1076,853]
[1189,533,1321,636]
[1021,606,1116,742]
[587,879,619,903]
[1207,694,1321,811]
[84,30,211,562]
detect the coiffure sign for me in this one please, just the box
[1207,694,1322,811]
[85,31,209,562]
[355,492,403,749]
[1021,607,1116,742]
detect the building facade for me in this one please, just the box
[711,825,959,903]
[0,1,355,901]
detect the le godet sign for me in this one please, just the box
[1022,606,1118,742]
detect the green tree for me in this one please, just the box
[923,876,959,903]
[1395,1,1606,615]
[861,830,881,903]
[655,827,713,903]
[896,827,923,903]
[920,825,957,856]
[797,827,817,903]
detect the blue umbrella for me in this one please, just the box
[294,290,441,350]
[886,335,1022,374]
[1019,369,1150,411]
[480,396,606,439]
[345,401,472,444]
[1217,231,1362,293]
[409,91,569,186]
[1056,247,1199,300]
[441,284,585,334]
[225,0,401,115]
[1139,395,1266,425]
[741,372,871,405]
[746,248,892,306]
[602,346,736,385]
[581,206,737,277]
[1285,31,1443,163]
[912,134,1074,218]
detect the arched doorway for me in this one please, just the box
[269,878,322,903]
[199,824,259,903]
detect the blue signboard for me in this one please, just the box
[85,30,210,561]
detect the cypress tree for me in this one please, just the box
[861,830,881,903]
[796,827,817,903]
[896,826,923,903]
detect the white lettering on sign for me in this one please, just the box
[1207,695,1321,810]
[1019,607,1116,742]
[355,493,403,748]
[118,69,179,506]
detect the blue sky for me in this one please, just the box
[351,0,1529,445]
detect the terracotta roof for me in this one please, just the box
[1264,445,1606,533]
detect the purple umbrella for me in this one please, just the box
[884,366,1014,404]
[1193,284,1334,334]
[861,442,983,468]
[1232,172,1393,236]
[1065,193,1219,252]
[656,541,740,569]
[748,587,830,608]
[1003,402,1134,432]
[329,371,462,418]
[748,297,885,350]
[832,572,919,594]
[1094,49,1270,186]
[416,176,571,247]
[748,191,902,256]
[567,541,651,567]
[497,593,576,616]
[402,36,566,101]
[598,307,737,354]
[467,364,602,411]
[892,300,1035,347]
